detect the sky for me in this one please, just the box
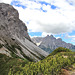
[0,0,75,45]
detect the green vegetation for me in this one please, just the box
[0,47,75,75]
[0,53,29,75]
[49,47,71,56]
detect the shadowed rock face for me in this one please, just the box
[0,3,48,62]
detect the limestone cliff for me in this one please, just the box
[0,3,48,62]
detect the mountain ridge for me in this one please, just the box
[32,35,75,53]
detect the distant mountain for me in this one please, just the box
[0,3,48,62]
[32,35,75,53]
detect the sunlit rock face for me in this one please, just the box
[0,3,31,41]
[0,3,48,62]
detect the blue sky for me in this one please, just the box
[0,0,75,45]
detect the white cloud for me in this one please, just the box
[11,0,75,35]
[66,0,75,6]
[65,34,75,38]
[71,38,75,42]
[56,37,61,39]
[65,34,75,43]
[1,0,75,35]
[0,0,12,4]
[41,32,51,37]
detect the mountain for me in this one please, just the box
[0,3,75,75]
[0,3,48,62]
[32,35,75,53]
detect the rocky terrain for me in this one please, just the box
[32,35,75,53]
[0,3,48,62]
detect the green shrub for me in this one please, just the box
[0,47,75,75]
[49,47,71,56]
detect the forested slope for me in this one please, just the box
[0,47,75,75]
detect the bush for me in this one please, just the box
[49,47,71,56]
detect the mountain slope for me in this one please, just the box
[1,47,75,75]
[0,53,29,75]
[32,35,75,53]
[0,3,48,62]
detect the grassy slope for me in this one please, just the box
[0,47,75,75]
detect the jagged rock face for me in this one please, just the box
[0,3,48,62]
[32,35,75,53]
[0,3,30,41]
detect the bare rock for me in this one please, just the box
[0,3,48,62]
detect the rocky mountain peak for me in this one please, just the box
[46,35,49,37]
[45,35,56,40]
[32,35,75,53]
[0,3,48,61]
[57,38,62,41]
[0,3,31,41]
[50,34,53,37]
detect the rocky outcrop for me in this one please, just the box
[0,3,31,41]
[32,35,75,53]
[0,3,48,62]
